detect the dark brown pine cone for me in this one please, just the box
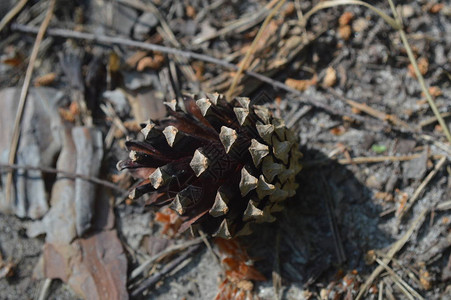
[117,93,302,238]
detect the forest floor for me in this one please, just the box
[0,0,450,299]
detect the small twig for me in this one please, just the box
[302,0,399,29]
[116,0,197,84]
[345,98,410,129]
[355,208,428,299]
[419,112,451,129]
[131,244,202,297]
[11,23,362,121]
[375,258,424,300]
[193,0,279,44]
[226,0,286,100]
[37,278,52,300]
[321,175,346,264]
[397,156,448,219]
[5,0,56,209]
[386,0,451,144]
[0,163,126,193]
[0,0,29,32]
[303,153,442,168]
[129,237,204,280]
[272,230,282,299]
[378,280,384,300]
[199,231,221,267]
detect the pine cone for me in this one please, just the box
[117,93,302,238]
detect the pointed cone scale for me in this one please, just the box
[170,195,185,215]
[140,120,157,139]
[261,156,284,182]
[278,168,295,183]
[243,200,264,221]
[269,186,289,202]
[233,107,249,126]
[129,150,138,161]
[235,222,253,237]
[270,203,285,213]
[272,118,286,140]
[282,181,299,197]
[149,167,170,189]
[256,122,274,144]
[219,126,238,153]
[256,206,276,223]
[162,125,178,147]
[206,92,220,105]
[249,139,269,167]
[213,219,232,239]
[164,99,177,111]
[285,127,297,143]
[239,166,258,196]
[128,188,138,200]
[209,189,229,217]
[273,140,292,164]
[256,175,276,199]
[173,185,202,214]
[253,105,270,124]
[196,98,212,117]
[190,149,209,177]
[235,97,250,109]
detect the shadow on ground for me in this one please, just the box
[242,146,393,291]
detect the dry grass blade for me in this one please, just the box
[226,0,286,101]
[302,0,399,29]
[0,0,29,32]
[386,0,451,144]
[303,154,443,168]
[5,0,56,209]
[375,258,424,300]
[129,237,203,280]
[12,24,363,121]
[397,156,447,219]
[355,208,428,299]
[302,0,451,144]
[0,163,126,193]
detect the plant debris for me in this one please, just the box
[0,0,450,299]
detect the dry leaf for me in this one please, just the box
[330,126,346,136]
[338,25,352,40]
[186,5,196,18]
[34,73,56,86]
[323,66,337,87]
[283,2,295,17]
[408,57,429,78]
[424,86,442,98]
[419,268,432,290]
[339,12,354,26]
[429,3,444,13]
[285,74,317,91]
[137,54,165,71]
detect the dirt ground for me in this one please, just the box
[0,0,450,299]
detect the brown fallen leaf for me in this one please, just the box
[323,66,337,87]
[408,57,429,78]
[339,12,354,26]
[429,3,444,14]
[338,25,352,40]
[137,54,165,71]
[330,126,346,136]
[285,74,317,91]
[423,86,442,98]
[44,230,128,300]
[34,73,56,86]
[186,5,196,18]
[282,2,295,17]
